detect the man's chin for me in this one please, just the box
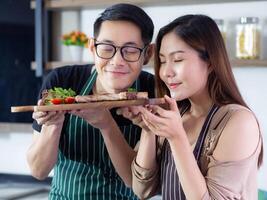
[109,84,132,93]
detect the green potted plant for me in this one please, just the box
[61,31,89,61]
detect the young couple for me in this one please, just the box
[27,3,263,200]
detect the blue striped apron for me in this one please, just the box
[49,69,139,200]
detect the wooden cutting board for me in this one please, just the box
[11,98,166,113]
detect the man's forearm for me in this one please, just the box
[101,118,136,187]
[27,125,62,180]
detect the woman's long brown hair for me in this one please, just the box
[154,14,263,167]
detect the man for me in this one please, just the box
[27,3,154,200]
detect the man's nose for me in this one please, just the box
[111,48,126,65]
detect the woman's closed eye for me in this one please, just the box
[174,59,183,63]
[160,60,166,64]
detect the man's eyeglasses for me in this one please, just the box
[94,40,147,62]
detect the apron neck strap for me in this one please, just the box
[80,68,97,95]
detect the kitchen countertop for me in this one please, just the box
[0,173,51,200]
[0,123,32,134]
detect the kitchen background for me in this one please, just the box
[0,0,267,199]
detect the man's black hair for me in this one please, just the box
[94,3,154,45]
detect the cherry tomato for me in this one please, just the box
[64,97,75,104]
[50,98,64,105]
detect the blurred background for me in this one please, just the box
[0,0,267,199]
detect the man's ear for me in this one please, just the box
[88,37,95,57]
[143,43,155,65]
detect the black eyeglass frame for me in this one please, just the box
[94,39,148,62]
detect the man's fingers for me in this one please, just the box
[46,112,65,125]
[116,107,130,116]
[116,107,138,120]
[128,106,142,115]
[116,108,122,115]
[140,107,165,125]
[32,111,47,120]
[132,114,142,125]
[35,111,60,125]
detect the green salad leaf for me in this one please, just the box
[127,88,137,92]
[43,87,76,105]
[50,87,76,98]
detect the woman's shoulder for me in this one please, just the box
[210,104,252,129]
[212,103,260,163]
[218,103,250,114]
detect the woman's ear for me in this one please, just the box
[143,43,155,65]
[207,62,213,74]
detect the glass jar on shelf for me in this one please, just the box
[236,17,260,59]
[214,19,226,42]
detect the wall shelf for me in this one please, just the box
[31,0,264,9]
[231,59,267,67]
[31,61,90,70]
[0,123,32,134]
[31,0,267,75]
[31,59,267,70]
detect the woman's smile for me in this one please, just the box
[167,82,182,90]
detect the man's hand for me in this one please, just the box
[69,96,113,130]
[69,108,112,130]
[117,106,151,132]
[32,100,66,127]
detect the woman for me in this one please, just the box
[118,15,263,199]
